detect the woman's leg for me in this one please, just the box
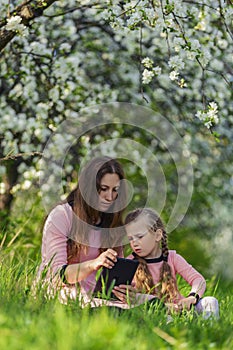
[195,296,219,319]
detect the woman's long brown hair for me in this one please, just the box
[66,157,127,262]
[125,208,178,303]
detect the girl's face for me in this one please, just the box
[126,215,162,259]
[98,173,120,212]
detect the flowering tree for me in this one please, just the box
[0,0,58,51]
[0,1,232,275]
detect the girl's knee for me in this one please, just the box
[200,296,219,319]
[202,296,218,307]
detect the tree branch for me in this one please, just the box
[0,151,43,162]
[0,0,57,52]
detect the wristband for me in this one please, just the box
[188,292,200,305]
[60,264,68,284]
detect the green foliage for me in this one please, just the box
[0,187,44,261]
[0,0,232,290]
[0,252,232,349]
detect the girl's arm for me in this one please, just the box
[171,251,206,298]
[165,251,206,311]
[177,295,198,310]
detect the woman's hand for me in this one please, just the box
[92,249,117,271]
[65,249,117,284]
[112,284,137,303]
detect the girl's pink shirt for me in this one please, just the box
[127,252,206,300]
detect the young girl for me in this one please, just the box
[113,208,219,318]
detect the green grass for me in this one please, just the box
[0,252,233,350]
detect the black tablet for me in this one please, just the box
[93,257,139,299]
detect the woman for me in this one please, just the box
[36,156,128,305]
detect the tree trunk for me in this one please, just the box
[0,160,20,227]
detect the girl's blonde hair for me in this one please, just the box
[125,208,178,303]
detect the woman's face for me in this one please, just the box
[98,173,120,212]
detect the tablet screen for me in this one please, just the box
[93,257,139,299]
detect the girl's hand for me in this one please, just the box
[178,296,197,311]
[165,302,182,314]
[112,284,137,303]
[92,249,117,271]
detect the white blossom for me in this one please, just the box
[127,12,142,27]
[169,70,179,81]
[142,69,154,84]
[186,51,196,60]
[0,0,232,202]
[168,56,185,70]
[153,66,162,75]
[217,39,228,50]
[173,37,184,52]
[21,180,32,190]
[196,102,219,129]
[9,83,23,98]
[60,43,71,52]
[199,48,211,67]
[190,39,201,50]
[194,13,206,31]
[0,182,6,195]
[5,15,24,31]
[141,57,154,69]
[4,131,13,141]
[110,17,124,30]
[20,143,32,153]
[49,86,60,102]
[225,6,233,20]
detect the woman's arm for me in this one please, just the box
[64,248,118,284]
[42,204,72,275]
[42,205,119,284]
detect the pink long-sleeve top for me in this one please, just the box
[38,203,125,302]
[38,203,206,307]
[127,252,206,301]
